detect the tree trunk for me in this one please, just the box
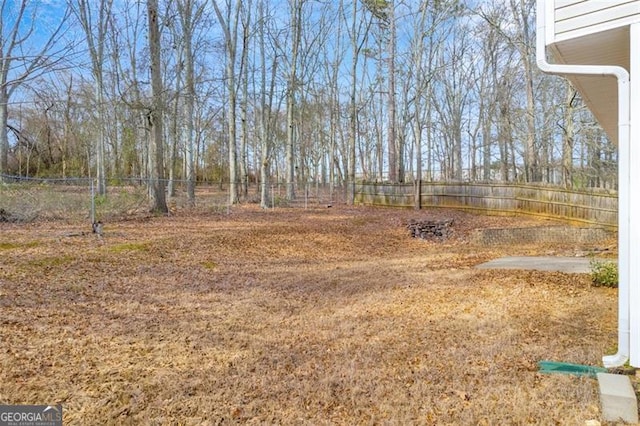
[168,52,182,198]
[286,0,303,200]
[239,2,251,198]
[514,0,537,182]
[0,90,8,175]
[563,83,577,188]
[258,1,270,208]
[258,0,277,208]
[184,33,196,204]
[96,83,107,195]
[212,0,241,205]
[147,0,168,213]
[72,0,112,195]
[175,0,202,205]
[347,0,358,204]
[387,0,397,183]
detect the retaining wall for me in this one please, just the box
[470,226,613,246]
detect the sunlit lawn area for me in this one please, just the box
[0,205,618,424]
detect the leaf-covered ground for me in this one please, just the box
[0,205,620,424]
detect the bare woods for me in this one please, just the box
[0,0,616,212]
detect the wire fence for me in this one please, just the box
[0,173,620,225]
[0,175,348,223]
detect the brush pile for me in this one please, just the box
[0,208,15,223]
[407,219,453,241]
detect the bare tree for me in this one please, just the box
[166,22,183,199]
[476,11,501,181]
[239,0,252,198]
[285,0,304,200]
[325,5,340,200]
[4,0,617,197]
[346,0,373,204]
[147,0,168,213]
[560,83,578,187]
[361,0,401,182]
[432,21,475,181]
[176,0,207,205]
[0,1,72,177]
[509,0,538,181]
[212,0,242,205]
[257,0,275,208]
[475,0,534,182]
[69,0,112,195]
[404,0,458,206]
[386,1,398,182]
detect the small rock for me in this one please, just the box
[92,221,104,236]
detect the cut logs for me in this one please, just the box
[407,219,453,241]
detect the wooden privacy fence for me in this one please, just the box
[355,182,618,229]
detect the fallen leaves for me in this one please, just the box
[0,205,617,424]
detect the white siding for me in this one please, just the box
[554,0,640,41]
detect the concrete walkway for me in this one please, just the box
[476,256,594,274]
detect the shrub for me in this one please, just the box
[590,259,618,288]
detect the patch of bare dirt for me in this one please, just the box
[0,205,618,424]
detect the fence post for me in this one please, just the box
[91,179,96,224]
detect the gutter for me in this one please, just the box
[536,0,630,368]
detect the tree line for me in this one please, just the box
[0,0,617,212]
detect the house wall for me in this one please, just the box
[554,0,640,41]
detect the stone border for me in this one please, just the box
[470,226,613,246]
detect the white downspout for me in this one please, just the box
[536,0,630,368]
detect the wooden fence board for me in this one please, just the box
[355,182,618,229]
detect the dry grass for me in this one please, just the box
[0,204,620,424]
